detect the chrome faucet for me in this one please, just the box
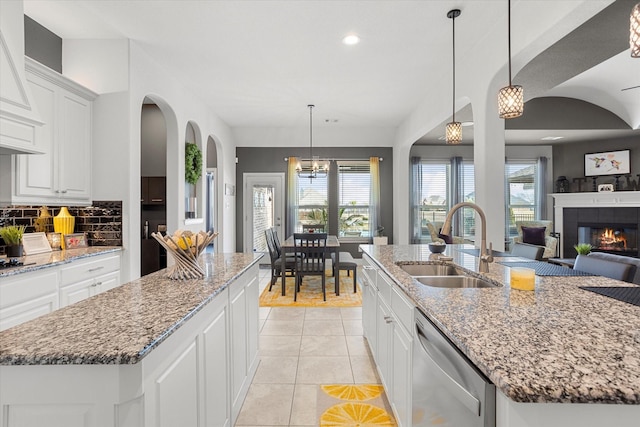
[441,202,494,273]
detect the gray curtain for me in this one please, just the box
[536,156,547,220]
[450,156,463,236]
[410,157,422,243]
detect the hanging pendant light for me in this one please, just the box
[631,3,640,58]
[498,0,524,119]
[296,104,329,179]
[446,9,462,145]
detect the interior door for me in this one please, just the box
[243,173,285,254]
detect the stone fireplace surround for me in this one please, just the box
[552,192,640,258]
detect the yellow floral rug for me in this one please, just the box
[259,271,362,307]
[318,384,396,426]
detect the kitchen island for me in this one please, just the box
[0,252,262,427]
[361,244,640,427]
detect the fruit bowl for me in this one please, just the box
[152,230,218,279]
[428,242,446,254]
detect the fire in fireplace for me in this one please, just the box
[578,223,638,257]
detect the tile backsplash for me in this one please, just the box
[0,201,122,254]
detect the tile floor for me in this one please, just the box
[235,267,380,426]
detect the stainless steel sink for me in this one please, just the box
[398,264,460,276]
[414,275,498,288]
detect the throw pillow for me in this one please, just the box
[521,226,546,247]
[438,230,453,244]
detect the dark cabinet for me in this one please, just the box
[141,176,166,205]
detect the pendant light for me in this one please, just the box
[296,104,329,179]
[446,9,462,145]
[631,3,640,58]
[498,0,524,119]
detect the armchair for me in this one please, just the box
[511,220,558,259]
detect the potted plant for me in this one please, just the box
[574,243,592,255]
[0,225,26,257]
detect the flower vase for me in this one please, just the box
[54,207,75,249]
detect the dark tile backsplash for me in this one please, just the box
[0,201,122,254]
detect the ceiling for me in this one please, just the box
[22,0,640,146]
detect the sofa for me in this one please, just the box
[587,252,640,285]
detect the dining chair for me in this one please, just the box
[293,233,328,301]
[573,254,637,282]
[510,242,545,260]
[265,228,296,291]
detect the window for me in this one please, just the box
[338,161,371,238]
[295,174,328,233]
[411,158,474,242]
[505,161,537,239]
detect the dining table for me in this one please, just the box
[280,234,341,296]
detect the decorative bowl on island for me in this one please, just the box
[152,230,218,280]
[428,242,446,254]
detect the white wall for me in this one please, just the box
[233,126,396,147]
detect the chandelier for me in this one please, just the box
[296,104,329,179]
[632,3,640,58]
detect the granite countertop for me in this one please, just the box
[0,252,263,365]
[361,244,640,405]
[0,246,124,278]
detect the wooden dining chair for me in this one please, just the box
[293,233,328,301]
[265,228,296,291]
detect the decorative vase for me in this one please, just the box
[555,176,570,193]
[6,245,23,258]
[34,206,52,232]
[54,207,75,249]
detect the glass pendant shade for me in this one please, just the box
[632,3,640,58]
[445,121,462,144]
[498,84,524,119]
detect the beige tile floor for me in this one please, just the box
[235,266,380,426]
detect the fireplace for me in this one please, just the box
[577,223,638,257]
[552,192,640,258]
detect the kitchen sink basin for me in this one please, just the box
[398,264,460,276]
[414,275,498,288]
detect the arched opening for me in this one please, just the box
[205,136,219,252]
[184,121,203,221]
[140,97,168,276]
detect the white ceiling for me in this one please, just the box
[22,0,640,145]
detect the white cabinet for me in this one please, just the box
[59,254,121,307]
[203,304,231,427]
[0,57,96,206]
[229,264,260,423]
[364,264,415,427]
[361,254,378,348]
[0,270,59,331]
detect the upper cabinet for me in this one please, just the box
[0,2,43,154]
[0,58,97,206]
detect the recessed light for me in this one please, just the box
[461,121,474,127]
[342,34,360,45]
[324,119,339,123]
[541,136,564,141]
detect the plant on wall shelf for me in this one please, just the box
[574,243,592,255]
[185,143,202,185]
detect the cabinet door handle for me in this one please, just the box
[95,281,102,286]
[88,266,104,272]
[363,265,375,270]
[151,198,163,202]
[55,190,61,194]
[61,190,67,194]
[90,283,98,287]
[384,315,393,324]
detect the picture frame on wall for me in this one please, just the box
[584,149,630,176]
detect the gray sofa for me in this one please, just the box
[587,252,640,285]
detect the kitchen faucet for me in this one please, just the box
[441,202,494,273]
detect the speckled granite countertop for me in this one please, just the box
[361,244,640,404]
[0,252,262,365]
[0,246,123,278]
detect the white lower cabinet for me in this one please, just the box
[362,260,414,427]
[203,305,231,427]
[0,269,58,331]
[59,254,121,308]
[361,254,378,354]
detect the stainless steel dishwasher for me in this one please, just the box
[413,309,496,426]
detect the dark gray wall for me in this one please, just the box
[24,15,62,73]
[552,134,640,192]
[235,147,393,256]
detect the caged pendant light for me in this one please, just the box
[296,104,329,180]
[446,9,462,145]
[631,3,640,58]
[497,0,524,119]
